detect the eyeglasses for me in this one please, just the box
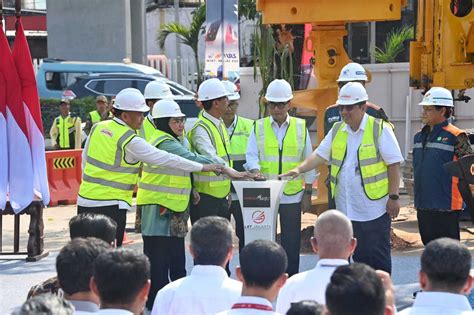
[268,102,289,109]
[170,118,186,124]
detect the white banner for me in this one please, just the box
[204,0,239,83]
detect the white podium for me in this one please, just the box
[232,180,287,244]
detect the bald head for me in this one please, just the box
[313,210,354,259]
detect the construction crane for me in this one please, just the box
[256,0,474,213]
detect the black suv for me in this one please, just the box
[63,72,200,119]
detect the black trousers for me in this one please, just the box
[190,192,231,275]
[226,200,245,253]
[143,235,186,310]
[77,205,127,247]
[417,209,460,246]
[352,212,392,274]
[279,202,302,277]
[189,193,229,224]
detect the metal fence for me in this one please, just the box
[147,55,197,91]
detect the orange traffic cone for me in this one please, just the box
[122,231,134,245]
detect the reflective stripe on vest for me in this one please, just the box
[136,130,192,211]
[330,116,388,200]
[188,116,232,198]
[255,116,306,195]
[89,110,101,124]
[138,116,156,141]
[229,116,253,162]
[56,115,76,149]
[78,120,140,206]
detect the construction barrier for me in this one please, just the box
[46,149,83,207]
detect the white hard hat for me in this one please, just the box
[113,88,149,112]
[336,82,369,105]
[221,80,240,101]
[418,87,454,107]
[197,78,229,101]
[144,80,173,100]
[151,99,185,119]
[265,79,293,102]
[337,62,368,82]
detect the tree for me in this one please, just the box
[158,4,206,85]
[373,25,414,63]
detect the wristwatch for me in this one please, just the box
[388,194,399,200]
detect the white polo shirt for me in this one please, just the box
[315,114,404,222]
[275,258,348,313]
[151,265,242,315]
[398,291,473,314]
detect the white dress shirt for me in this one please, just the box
[217,296,280,315]
[69,300,99,314]
[275,258,348,313]
[398,292,473,315]
[245,115,317,204]
[78,118,203,210]
[97,309,133,315]
[151,265,242,315]
[315,114,404,221]
[189,110,230,165]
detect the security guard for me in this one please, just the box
[77,88,222,246]
[413,87,473,245]
[221,80,254,252]
[324,62,391,208]
[140,80,173,141]
[50,99,82,150]
[136,99,216,310]
[84,95,111,136]
[281,82,404,274]
[187,78,244,224]
[246,79,316,276]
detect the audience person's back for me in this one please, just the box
[325,263,391,315]
[276,210,356,313]
[151,216,242,315]
[27,213,117,299]
[14,293,74,315]
[286,300,323,315]
[56,237,110,314]
[91,248,151,315]
[218,240,288,315]
[399,238,474,315]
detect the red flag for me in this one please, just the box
[0,72,7,210]
[12,18,50,205]
[0,27,34,212]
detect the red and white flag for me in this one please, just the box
[0,72,7,211]
[12,19,50,206]
[0,26,34,213]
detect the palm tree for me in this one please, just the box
[158,5,206,85]
[373,25,414,63]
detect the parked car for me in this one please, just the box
[62,72,201,132]
[37,58,165,99]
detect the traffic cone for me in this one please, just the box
[122,231,134,245]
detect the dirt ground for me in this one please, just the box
[2,201,474,255]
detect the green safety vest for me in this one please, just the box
[138,116,156,141]
[330,116,388,200]
[136,130,192,211]
[55,115,77,149]
[188,115,232,198]
[89,110,101,124]
[78,120,140,206]
[228,116,254,171]
[255,116,306,195]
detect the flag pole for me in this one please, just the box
[15,0,20,30]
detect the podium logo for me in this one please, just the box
[252,210,265,224]
[243,188,271,207]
